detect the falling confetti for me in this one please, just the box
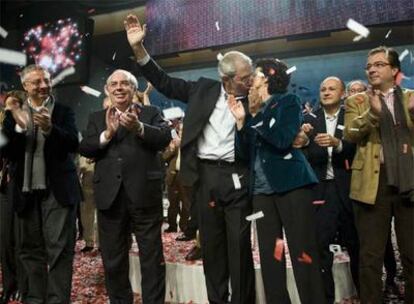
[52,66,76,86]
[216,52,223,61]
[399,49,409,62]
[0,48,27,66]
[286,66,297,75]
[80,86,102,98]
[385,29,392,39]
[215,21,220,31]
[297,252,313,264]
[346,18,370,38]
[208,201,216,208]
[273,238,284,261]
[312,200,326,205]
[112,52,116,61]
[0,26,8,38]
[352,35,364,42]
[246,211,264,221]
[344,159,350,170]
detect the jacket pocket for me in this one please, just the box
[351,159,364,170]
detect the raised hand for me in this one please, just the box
[33,107,52,133]
[124,14,147,50]
[104,107,119,140]
[292,129,309,148]
[7,99,29,130]
[367,88,382,116]
[227,94,246,130]
[301,123,314,135]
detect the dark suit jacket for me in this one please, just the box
[139,59,244,187]
[1,102,81,213]
[303,106,356,209]
[79,105,171,210]
[236,93,318,194]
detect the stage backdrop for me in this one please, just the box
[145,0,413,56]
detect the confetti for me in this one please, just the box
[273,238,284,261]
[87,8,96,14]
[0,26,8,38]
[403,144,408,154]
[309,112,317,118]
[163,107,184,120]
[286,66,297,75]
[345,159,350,170]
[112,52,116,61]
[283,153,293,160]
[215,21,220,31]
[346,18,369,38]
[269,117,276,128]
[80,86,101,97]
[399,49,409,62]
[216,52,223,61]
[385,29,392,39]
[208,201,216,208]
[0,48,27,66]
[312,200,326,205]
[52,66,75,86]
[352,35,364,42]
[297,252,313,264]
[246,211,264,221]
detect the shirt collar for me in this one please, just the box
[28,96,50,110]
[324,107,341,121]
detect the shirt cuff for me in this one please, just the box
[15,124,27,133]
[137,54,150,66]
[334,139,343,153]
[99,131,111,147]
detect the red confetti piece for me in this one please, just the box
[273,238,284,261]
[297,251,313,264]
[403,143,408,154]
[208,201,216,208]
[312,200,325,205]
[344,159,350,170]
[87,8,96,14]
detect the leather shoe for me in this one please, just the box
[185,246,202,261]
[175,233,196,241]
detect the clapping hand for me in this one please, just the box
[367,88,382,116]
[7,99,29,130]
[227,94,246,130]
[33,107,52,133]
[104,107,120,140]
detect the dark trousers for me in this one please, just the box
[184,186,198,238]
[197,162,255,304]
[384,228,397,282]
[314,181,359,303]
[0,192,27,300]
[167,178,190,232]
[353,169,413,304]
[253,188,326,304]
[98,183,165,304]
[17,191,76,304]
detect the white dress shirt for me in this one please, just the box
[324,108,343,180]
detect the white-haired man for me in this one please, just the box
[80,69,171,304]
[124,14,255,303]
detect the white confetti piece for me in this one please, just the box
[251,121,263,128]
[52,66,75,86]
[309,113,317,118]
[346,19,369,38]
[80,86,101,98]
[112,52,116,61]
[216,52,223,61]
[385,29,392,39]
[246,211,264,221]
[286,66,296,75]
[0,26,8,39]
[163,107,184,120]
[399,49,409,62]
[352,35,364,42]
[350,128,359,132]
[337,124,345,130]
[0,48,27,66]
[269,118,276,128]
[283,153,293,160]
[215,21,220,31]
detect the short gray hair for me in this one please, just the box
[218,51,252,78]
[20,64,50,83]
[346,79,367,94]
[106,69,138,90]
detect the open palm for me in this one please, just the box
[124,14,147,48]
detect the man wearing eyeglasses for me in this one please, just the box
[1,64,81,304]
[80,70,171,304]
[344,46,414,304]
[124,14,256,303]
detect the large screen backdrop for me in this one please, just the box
[145,0,413,56]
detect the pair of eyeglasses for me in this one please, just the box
[365,61,391,70]
[25,79,51,86]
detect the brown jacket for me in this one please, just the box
[344,88,414,204]
[162,144,179,187]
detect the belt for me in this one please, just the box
[198,158,235,167]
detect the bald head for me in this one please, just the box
[319,76,345,109]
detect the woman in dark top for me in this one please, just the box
[228,59,326,304]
